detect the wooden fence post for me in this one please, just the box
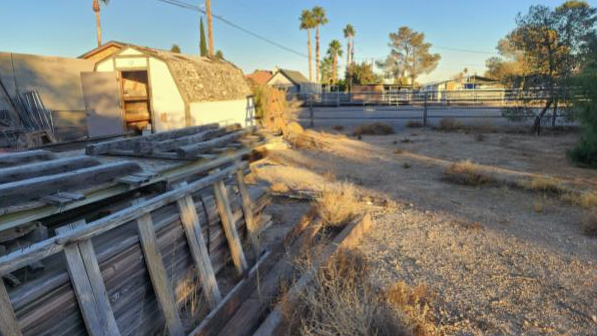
[235,167,260,258]
[309,96,314,128]
[423,92,429,127]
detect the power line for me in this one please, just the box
[155,0,307,58]
[434,46,498,55]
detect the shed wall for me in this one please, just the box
[190,97,254,127]
[148,58,186,132]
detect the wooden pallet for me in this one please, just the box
[0,161,260,336]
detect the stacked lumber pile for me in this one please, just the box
[86,123,266,160]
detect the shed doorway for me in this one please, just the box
[120,70,152,133]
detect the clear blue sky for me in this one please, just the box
[2,0,596,83]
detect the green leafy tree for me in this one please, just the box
[498,1,597,134]
[569,36,597,166]
[312,6,329,83]
[170,44,181,53]
[384,26,441,86]
[320,56,334,84]
[346,62,381,85]
[200,17,208,56]
[327,40,343,84]
[376,55,407,84]
[92,0,110,47]
[215,49,224,60]
[300,10,317,81]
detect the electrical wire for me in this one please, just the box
[155,0,308,58]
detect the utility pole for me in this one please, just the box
[206,0,214,57]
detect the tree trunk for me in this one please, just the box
[93,0,101,47]
[307,30,312,82]
[533,100,553,135]
[551,91,559,127]
[332,53,337,85]
[206,0,214,57]
[315,26,320,83]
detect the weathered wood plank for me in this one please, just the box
[235,167,259,258]
[151,124,241,153]
[85,123,219,155]
[251,213,374,336]
[0,162,247,277]
[0,156,99,184]
[176,193,222,309]
[0,279,22,336]
[135,213,184,336]
[213,178,248,275]
[176,129,253,159]
[0,150,55,168]
[56,221,121,336]
[0,161,141,207]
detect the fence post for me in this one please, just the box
[336,92,340,107]
[423,92,428,127]
[309,95,314,128]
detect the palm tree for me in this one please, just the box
[299,10,316,82]
[327,40,343,85]
[92,0,109,47]
[343,24,355,66]
[206,0,214,56]
[312,6,328,83]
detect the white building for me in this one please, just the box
[91,44,254,134]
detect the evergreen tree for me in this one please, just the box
[200,17,208,57]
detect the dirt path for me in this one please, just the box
[254,129,597,335]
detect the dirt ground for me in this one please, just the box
[252,128,597,336]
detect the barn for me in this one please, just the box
[89,44,255,136]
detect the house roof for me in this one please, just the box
[109,44,252,103]
[423,75,498,87]
[78,40,126,60]
[270,69,310,85]
[246,70,273,86]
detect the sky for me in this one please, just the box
[2,0,596,83]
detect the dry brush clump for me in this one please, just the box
[435,118,465,132]
[406,120,424,128]
[288,250,441,336]
[314,182,361,228]
[353,122,395,136]
[517,175,566,195]
[443,160,493,186]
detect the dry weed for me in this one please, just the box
[533,198,544,213]
[518,176,566,195]
[332,125,345,131]
[406,120,424,128]
[315,182,360,228]
[444,160,492,186]
[563,190,597,208]
[290,250,440,336]
[435,118,464,131]
[353,122,395,136]
[581,211,597,237]
[474,133,486,142]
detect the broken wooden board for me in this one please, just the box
[0,150,55,168]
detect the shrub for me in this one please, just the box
[435,118,464,131]
[518,176,566,195]
[406,120,423,128]
[251,84,299,134]
[444,160,492,186]
[314,182,360,227]
[353,122,395,136]
[474,133,486,142]
[582,211,597,237]
[291,250,440,336]
[332,125,345,131]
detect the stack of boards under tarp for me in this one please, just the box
[0,124,274,336]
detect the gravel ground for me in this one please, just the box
[256,128,597,335]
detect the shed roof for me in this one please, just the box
[270,69,310,85]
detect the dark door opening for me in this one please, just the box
[120,70,151,133]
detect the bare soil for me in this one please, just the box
[252,128,597,335]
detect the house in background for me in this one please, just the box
[422,75,503,102]
[86,43,254,135]
[267,68,321,95]
[245,70,272,86]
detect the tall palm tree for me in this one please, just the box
[312,6,328,83]
[92,0,109,47]
[299,10,316,82]
[343,24,355,66]
[206,0,214,56]
[327,40,343,85]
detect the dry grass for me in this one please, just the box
[474,133,486,142]
[332,125,345,131]
[286,130,330,150]
[406,120,424,128]
[581,211,597,237]
[353,122,395,136]
[435,118,465,131]
[518,176,566,195]
[314,182,360,228]
[289,250,440,336]
[444,160,492,186]
[563,190,597,208]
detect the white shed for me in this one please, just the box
[93,45,254,134]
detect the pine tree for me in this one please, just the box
[199,17,208,57]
